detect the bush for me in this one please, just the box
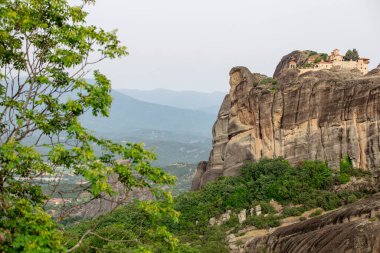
[296,161,333,190]
[347,194,358,204]
[314,57,322,63]
[338,155,371,184]
[302,63,314,68]
[339,173,351,184]
[299,216,307,221]
[259,201,276,214]
[259,77,280,91]
[282,206,307,217]
[321,53,329,61]
[309,209,323,217]
[245,215,281,229]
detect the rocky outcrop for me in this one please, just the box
[192,54,380,190]
[244,193,380,253]
[273,50,310,79]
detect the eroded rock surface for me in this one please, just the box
[192,57,380,190]
[244,193,380,253]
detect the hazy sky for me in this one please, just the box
[85,0,380,92]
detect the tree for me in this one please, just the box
[344,48,360,61]
[352,49,360,61]
[0,0,177,251]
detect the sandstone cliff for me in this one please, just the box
[192,54,380,190]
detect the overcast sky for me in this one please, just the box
[85,0,380,92]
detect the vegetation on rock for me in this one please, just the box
[65,158,374,252]
[169,158,371,252]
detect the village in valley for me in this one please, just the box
[289,49,370,75]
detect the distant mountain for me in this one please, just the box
[80,90,215,165]
[81,90,215,137]
[197,105,221,115]
[117,88,226,115]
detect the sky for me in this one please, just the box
[85,0,380,92]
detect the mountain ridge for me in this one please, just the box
[117,88,225,114]
[80,90,214,165]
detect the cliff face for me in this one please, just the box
[192,56,380,190]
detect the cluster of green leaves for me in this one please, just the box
[309,51,318,56]
[320,53,329,62]
[309,209,322,217]
[301,63,314,68]
[63,195,197,253]
[0,199,64,252]
[311,53,328,64]
[259,77,280,92]
[259,77,278,86]
[338,155,371,184]
[344,49,360,61]
[0,0,179,252]
[245,214,281,229]
[302,51,329,68]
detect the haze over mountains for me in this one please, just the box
[81,89,219,165]
[117,88,225,115]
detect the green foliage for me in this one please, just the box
[182,227,228,253]
[339,173,351,184]
[0,199,64,252]
[320,53,329,62]
[259,77,280,92]
[65,158,372,252]
[0,0,179,251]
[295,161,333,189]
[245,215,281,229]
[241,159,333,202]
[169,158,371,251]
[258,201,275,214]
[174,158,368,230]
[308,51,328,62]
[309,209,323,217]
[299,216,306,221]
[314,57,322,63]
[282,206,307,217]
[64,198,195,253]
[302,63,314,68]
[347,194,358,204]
[344,49,360,61]
[338,155,370,184]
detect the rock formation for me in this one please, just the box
[244,193,380,253]
[192,52,380,190]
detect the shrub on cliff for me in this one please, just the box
[241,158,333,202]
[174,158,369,229]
